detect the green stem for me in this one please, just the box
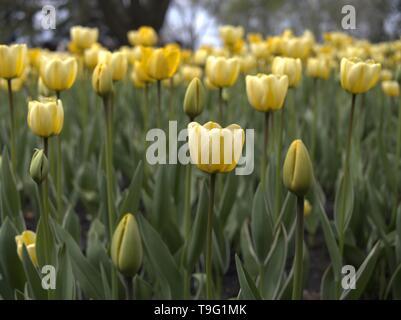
[274,109,284,220]
[7,79,16,170]
[143,84,149,133]
[345,94,357,170]
[206,173,216,299]
[125,276,133,300]
[157,80,162,128]
[102,95,117,298]
[184,159,193,238]
[55,91,63,222]
[261,112,270,185]
[218,88,223,124]
[292,195,304,300]
[392,96,401,227]
[311,79,318,160]
[168,78,175,120]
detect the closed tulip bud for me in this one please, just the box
[0,44,27,79]
[70,26,98,50]
[127,26,158,47]
[380,69,392,81]
[246,74,289,112]
[281,37,312,59]
[84,46,100,70]
[99,51,128,81]
[142,46,181,80]
[29,149,49,184]
[40,56,78,92]
[219,25,244,46]
[188,121,245,174]
[111,213,143,277]
[27,99,64,137]
[184,78,205,119]
[272,56,302,88]
[92,63,114,96]
[15,230,38,267]
[382,80,400,97]
[340,57,381,94]
[306,57,331,80]
[205,56,240,88]
[250,42,270,60]
[283,140,313,197]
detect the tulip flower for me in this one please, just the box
[92,63,114,97]
[282,139,313,300]
[0,44,27,79]
[246,74,289,112]
[84,45,101,70]
[281,37,312,60]
[340,57,381,94]
[184,78,205,121]
[182,65,203,84]
[127,26,158,47]
[98,50,128,81]
[40,56,78,93]
[382,80,400,97]
[219,25,244,47]
[306,57,331,80]
[141,46,181,81]
[272,56,302,88]
[205,56,240,88]
[15,231,38,267]
[239,55,257,74]
[27,99,64,138]
[111,213,143,277]
[70,26,99,50]
[29,149,49,184]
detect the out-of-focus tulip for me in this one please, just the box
[27,99,64,137]
[272,56,302,88]
[111,213,143,277]
[380,69,392,81]
[127,26,158,47]
[283,139,313,197]
[15,230,38,267]
[0,44,27,79]
[205,56,240,88]
[306,57,331,80]
[70,26,98,50]
[281,37,312,59]
[219,25,244,46]
[182,65,203,83]
[92,63,114,97]
[250,42,270,60]
[193,48,209,66]
[382,80,400,97]
[340,57,381,94]
[247,33,263,43]
[28,48,42,70]
[239,55,257,74]
[304,199,312,217]
[142,46,181,80]
[84,45,101,70]
[183,77,205,119]
[40,56,78,92]
[98,51,128,81]
[38,77,54,97]
[188,121,245,174]
[246,74,289,112]
[30,149,49,184]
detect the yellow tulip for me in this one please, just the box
[127,26,158,47]
[272,56,302,88]
[142,46,181,80]
[281,37,312,59]
[15,230,38,267]
[380,69,392,81]
[134,60,154,85]
[250,42,270,60]
[92,63,113,96]
[70,26,98,50]
[283,139,313,197]
[40,56,78,92]
[27,99,64,137]
[193,48,209,66]
[306,57,331,80]
[84,46,100,70]
[98,50,128,81]
[239,55,257,74]
[247,33,263,43]
[188,121,245,174]
[0,44,27,79]
[304,199,312,217]
[111,213,143,277]
[246,74,289,112]
[382,80,400,97]
[28,48,42,70]
[183,77,205,119]
[205,56,240,88]
[340,57,381,94]
[219,25,244,46]
[182,65,203,83]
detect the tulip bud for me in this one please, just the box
[111,213,143,277]
[283,140,313,197]
[15,230,38,267]
[183,77,205,120]
[29,149,49,184]
[92,63,113,97]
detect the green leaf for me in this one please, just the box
[134,275,153,300]
[321,265,337,300]
[260,226,288,299]
[137,215,183,299]
[35,216,57,268]
[186,182,208,271]
[341,241,382,300]
[218,173,238,224]
[62,209,81,245]
[55,244,75,300]
[235,254,262,300]
[119,161,143,218]
[334,172,354,240]
[0,150,24,231]
[251,184,273,264]
[53,223,105,299]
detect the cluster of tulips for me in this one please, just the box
[0,23,401,300]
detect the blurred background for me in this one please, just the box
[1,0,401,49]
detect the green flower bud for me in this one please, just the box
[283,140,313,197]
[29,149,49,184]
[111,213,143,277]
[183,77,205,120]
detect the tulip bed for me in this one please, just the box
[0,26,401,300]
